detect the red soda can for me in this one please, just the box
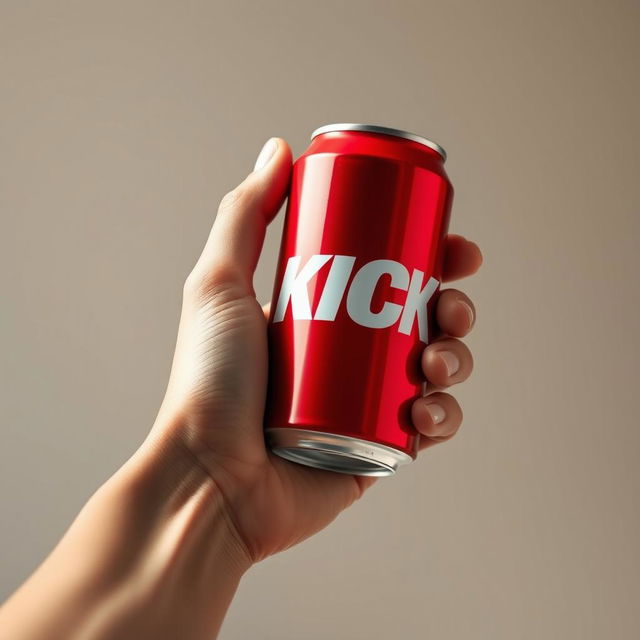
[265,124,452,476]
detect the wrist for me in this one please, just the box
[0,426,252,640]
[85,430,254,637]
[117,427,255,575]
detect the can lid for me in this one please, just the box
[310,123,447,161]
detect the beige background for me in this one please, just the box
[1,1,639,638]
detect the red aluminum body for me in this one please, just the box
[265,128,453,460]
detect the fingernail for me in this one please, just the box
[439,350,460,377]
[254,138,278,171]
[458,299,475,329]
[425,403,446,425]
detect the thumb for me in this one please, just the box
[190,137,293,294]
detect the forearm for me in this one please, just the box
[0,433,251,640]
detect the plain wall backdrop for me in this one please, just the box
[1,1,639,638]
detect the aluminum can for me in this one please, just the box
[265,123,452,476]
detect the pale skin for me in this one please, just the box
[0,138,482,639]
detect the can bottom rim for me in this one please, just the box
[266,428,413,477]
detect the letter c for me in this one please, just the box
[346,260,410,329]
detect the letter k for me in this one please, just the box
[398,270,439,343]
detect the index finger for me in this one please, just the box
[442,235,483,282]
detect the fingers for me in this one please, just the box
[442,235,483,282]
[187,138,293,296]
[425,288,475,390]
[421,337,473,389]
[411,392,463,450]
[435,289,476,337]
[414,270,478,450]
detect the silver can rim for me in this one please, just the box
[267,427,414,477]
[310,123,447,162]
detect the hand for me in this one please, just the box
[147,137,483,563]
[0,137,482,640]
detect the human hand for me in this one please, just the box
[0,137,482,640]
[147,137,483,564]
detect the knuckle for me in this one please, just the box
[183,262,245,302]
[183,268,210,301]
[183,269,198,297]
[218,190,238,214]
[218,185,250,216]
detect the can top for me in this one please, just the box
[310,123,447,162]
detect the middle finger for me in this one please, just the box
[435,288,476,338]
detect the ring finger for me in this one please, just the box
[421,337,474,391]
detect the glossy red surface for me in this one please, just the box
[265,129,453,458]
